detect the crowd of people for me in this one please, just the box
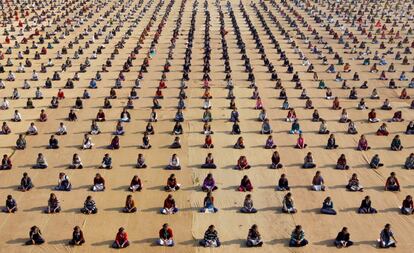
[0,0,413,250]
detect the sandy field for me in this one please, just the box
[0,0,413,252]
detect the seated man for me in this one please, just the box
[157,224,174,246]
[312,171,325,191]
[26,122,38,135]
[19,172,33,191]
[376,123,389,136]
[199,225,221,247]
[56,122,67,135]
[379,224,397,248]
[289,120,302,134]
[33,153,47,169]
[81,196,98,214]
[390,135,403,151]
[161,194,178,214]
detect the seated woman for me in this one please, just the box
[238,175,253,192]
[2,122,11,134]
[3,195,17,213]
[357,135,371,150]
[112,227,130,249]
[405,153,414,170]
[170,137,181,149]
[265,135,277,149]
[282,192,296,213]
[295,134,307,149]
[202,109,212,122]
[346,173,363,191]
[145,122,155,135]
[26,226,45,245]
[369,154,384,169]
[376,123,389,136]
[312,109,320,122]
[347,121,358,134]
[172,122,183,135]
[199,225,221,247]
[334,227,353,248]
[312,171,325,191]
[260,119,272,134]
[129,175,142,192]
[100,154,113,169]
[26,122,38,135]
[319,120,330,134]
[286,109,297,122]
[33,153,47,169]
[165,174,180,191]
[235,156,251,170]
[320,197,337,215]
[201,153,216,169]
[390,135,403,151]
[270,151,283,169]
[258,109,267,122]
[282,99,290,110]
[200,191,218,213]
[401,195,414,215]
[157,224,174,246]
[1,154,12,170]
[203,135,214,148]
[161,194,178,214]
[246,225,263,247]
[326,134,338,149]
[339,109,350,123]
[302,151,316,169]
[103,98,112,109]
[119,109,131,122]
[114,122,125,135]
[92,173,105,192]
[47,135,59,149]
[203,122,213,135]
[336,154,350,170]
[134,153,147,168]
[109,136,120,150]
[231,122,241,135]
[289,225,308,247]
[166,154,181,170]
[289,119,302,134]
[379,224,397,248]
[276,174,290,191]
[141,133,151,149]
[229,108,239,122]
[368,109,380,123]
[381,99,392,110]
[234,137,245,149]
[400,88,410,99]
[385,172,400,191]
[241,194,257,213]
[358,196,377,213]
[69,226,85,246]
[202,173,218,192]
[357,98,368,110]
[45,193,61,213]
[174,109,184,122]
[370,88,380,99]
[390,111,404,122]
[81,196,98,214]
[305,98,314,109]
[55,172,71,191]
[332,97,341,110]
[82,134,94,149]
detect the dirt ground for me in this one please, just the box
[0,0,413,252]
